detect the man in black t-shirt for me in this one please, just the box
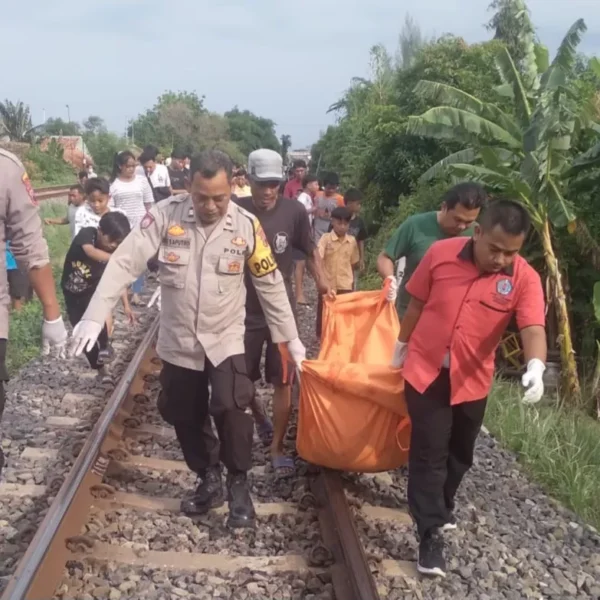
[235,149,330,477]
[169,148,188,195]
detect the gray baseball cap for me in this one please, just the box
[247,149,284,182]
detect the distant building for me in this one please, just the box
[39,136,93,169]
[287,149,311,165]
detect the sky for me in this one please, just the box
[2,0,600,150]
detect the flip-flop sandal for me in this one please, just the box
[255,419,274,447]
[272,455,295,478]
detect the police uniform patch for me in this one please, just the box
[168,224,186,237]
[248,220,277,278]
[22,173,37,206]
[165,252,180,263]
[496,279,513,296]
[140,213,155,230]
[228,261,242,273]
[231,236,246,246]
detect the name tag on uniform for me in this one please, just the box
[164,223,191,249]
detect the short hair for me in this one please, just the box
[443,182,487,210]
[479,199,531,236]
[344,187,363,204]
[139,151,155,165]
[142,145,159,159]
[70,184,84,194]
[323,172,340,187]
[190,150,234,182]
[78,170,88,180]
[302,174,318,187]
[293,160,307,170]
[171,147,186,159]
[85,177,110,196]
[98,212,131,243]
[236,168,247,177]
[331,206,352,222]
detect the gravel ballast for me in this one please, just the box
[4,278,600,599]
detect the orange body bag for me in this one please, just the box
[295,288,410,472]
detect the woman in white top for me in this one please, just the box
[109,151,153,304]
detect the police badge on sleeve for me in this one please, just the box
[248,220,277,277]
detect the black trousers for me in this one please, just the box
[316,289,352,340]
[158,356,254,474]
[405,369,487,538]
[63,291,108,370]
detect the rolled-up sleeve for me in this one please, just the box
[5,161,49,270]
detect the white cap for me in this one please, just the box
[247,149,284,182]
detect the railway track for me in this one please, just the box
[34,185,72,201]
[0,315,415,600]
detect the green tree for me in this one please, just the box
[43,117,81,136]
[396,14,426,70]
[0,100,40,142]
[83,131,129,176]
[83,115,107,135]
[130,91,207,152]
[313,36,506,222]
[486,0,538,75]
[224,107,281,157]
[406,20,596,402]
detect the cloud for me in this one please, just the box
[2,0,600,149]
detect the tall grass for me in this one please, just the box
[486,381,600,530]
[6,201,71,373]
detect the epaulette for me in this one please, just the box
[0,148,25,170]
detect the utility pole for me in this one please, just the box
[66,104,71,123]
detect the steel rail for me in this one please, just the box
[1,315,160,600]
[34,184,72,201]
[313,470,381,600]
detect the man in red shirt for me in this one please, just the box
[391,199,547,577]
[282,160,307,199]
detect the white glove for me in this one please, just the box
[521,358,546,404]
[148,288,161,310]
[385,275,397,303]
[391,340,408,368]
[287,337,306,370]
[42,317,68,358]
[69,320,103,357]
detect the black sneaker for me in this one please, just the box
[226,472,256,529]
[180,466,224,515]
[418,529,447,577]
[441,513,457,532]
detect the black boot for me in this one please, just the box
[226,472,256,529]
[180,466,224,515]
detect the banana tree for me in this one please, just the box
[406,17,595,403]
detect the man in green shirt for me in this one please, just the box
[377,182,487,317]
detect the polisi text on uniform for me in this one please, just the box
[223,247,244,257]
[253,254,276,274]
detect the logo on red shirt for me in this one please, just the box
[496,279,513,296]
